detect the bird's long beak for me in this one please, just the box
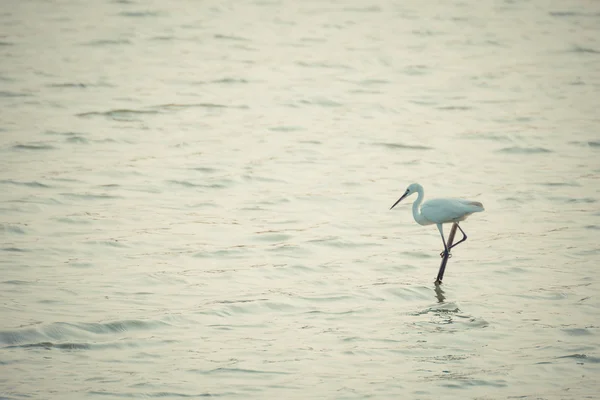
[390,191,409,210]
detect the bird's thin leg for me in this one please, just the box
[448,224,468,250]
[437,223,450,258]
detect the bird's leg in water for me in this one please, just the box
[436,224,450,259]
[436,224,458,284]
[448,224,467,250]
[439,223,459,258]
[440,224,466,256]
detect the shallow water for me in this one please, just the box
[1,0,600,398]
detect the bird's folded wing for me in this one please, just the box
[421,198,483,223]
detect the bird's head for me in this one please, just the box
[390,183,421,210]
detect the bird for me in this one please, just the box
[389,183,484,258]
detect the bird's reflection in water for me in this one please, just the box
[434,284,445,303]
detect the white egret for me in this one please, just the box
[390,183,484,258]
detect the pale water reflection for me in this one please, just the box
[434,285,446,304]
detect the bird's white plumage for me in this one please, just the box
[390,182,484,226]
[420,198,484,225]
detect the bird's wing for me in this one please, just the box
[420,198,483,224]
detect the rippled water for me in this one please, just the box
[2,0,600,398]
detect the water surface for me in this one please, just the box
[1,0,600,398]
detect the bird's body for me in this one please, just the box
[417,198,484,225]
[390,183,484,259]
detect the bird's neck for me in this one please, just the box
[412,188,428,225]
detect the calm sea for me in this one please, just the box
[1,0,599,398]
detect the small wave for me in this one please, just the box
[410,301,461,316]
[400,251,434,258]
[47,83,87,88]
[557,354,600,363]
[203,367,290,375]
[438,105,472,111]
[269,126,304,132]
[417,354,471,363]
[265,243,309,255]
[119,11,161,17]
[47,82,112,88]
[186,201,217,209]
[0,319,169,347]
[298,98,343,107]
[427,374,506,388]
[0,224,27,234]
[76,109,158,120]
[44,130,84,136]
[190,167,219,173]
[152,103,248,111]
[12,143,55,150]
[80,320,167,334]
[403,65,430,76]
[497,146,551,154]
[96,138,118,143]
[194,246,253,259]
[166,180,227,189]
[214,34,250,41]
[50,177,84,183]
[6,339,169,352]
[0,90,31,97]
[83,240,128,248]
[156,103,225,110]
[2,247,29,252]
[2,280,31,285]
[373,142,433,150]
[296,61,352,70]
[562,328,592,336]
[299,295,354,303]
[54,217,92,225]
[540,182,579,187]
[307,236,379,248]
[8,197,63,206]
[61,192,122,200]
[571,140,600,148]
[299,139,321,144]
[0,179,51,188]
[202,299,296,317]
[569,46,600,54]
[65,136,89,144]
[15,341,91,350]
[88,390,214,398]
[503,196,526,203]
[343,5,381,12]
[253,233,293,242]
[567,197,596,204]
[211,78,249,84]
[83,39,132,46]
[349,88,381,94]
[549,11,582,17]
[414,305,489,330]
[209,299,267,306]
[150,35,176,41]
[357,78,390,85]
